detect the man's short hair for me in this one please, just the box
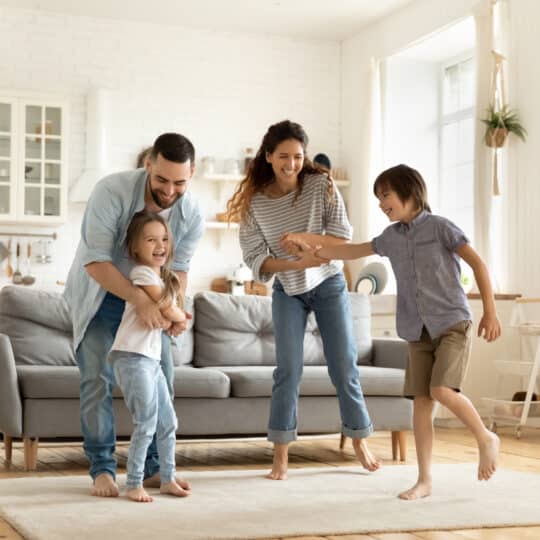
[151,133,195,164]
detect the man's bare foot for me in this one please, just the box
[478,431,500,481]
[266,443,288,480]
[398,480,432,500]
[160,480,190,497]
[352,438,381,472]
[127,486,153,503]
[92,473,119,497]
[143,472,191,491]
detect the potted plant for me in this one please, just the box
[481,105,527,147]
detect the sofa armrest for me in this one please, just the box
[0,333,23,437]
[371,337,408,370]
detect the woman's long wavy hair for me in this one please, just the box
[227,120,333,223]
[125,210,184,309]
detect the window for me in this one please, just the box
[439,55,475,239]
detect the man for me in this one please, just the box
[64,133,204,497]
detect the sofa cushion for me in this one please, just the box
[0,287,75,366]
[171,296,194,366]
[214,365,404,398]
[17,365,230,399]
[193,291,373,367]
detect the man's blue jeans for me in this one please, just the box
[76,292,174,480]
[268,272,373,443]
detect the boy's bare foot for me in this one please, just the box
[352,438,381,472]
[127,486,153,503]
[92,473,119,497]
[266,443,288,480]
[143,472,191,491]
[398,480,432,500]
[478,431,500,481]
[160,480,190,497]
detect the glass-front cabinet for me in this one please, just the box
[0,94,68,224]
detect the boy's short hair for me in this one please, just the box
[373,164,431,213]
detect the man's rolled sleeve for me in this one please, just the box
[173,209,205,272]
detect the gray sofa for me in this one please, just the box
[0,285,412,471]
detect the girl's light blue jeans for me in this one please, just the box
[111,353,178,489]
[268,272,373,444]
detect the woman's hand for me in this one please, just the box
[281,232,313,255]
[295,246,329,269]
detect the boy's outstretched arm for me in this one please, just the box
[456,243,501,342]
[317,241,374,261]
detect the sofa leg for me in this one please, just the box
[3,434,13,461]
[391,431,407,462]
[23,436,39,471]
[339,433,347,450]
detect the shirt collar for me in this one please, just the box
[400,209,429,231]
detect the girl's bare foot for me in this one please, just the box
[266,443,288,480]
[160,480,190,497]
[127,486,153,503]
[92,473,119,497]
[478,431,500,481]
[352,438,381,472]
[398,480,432,500]
[143,472,191,491]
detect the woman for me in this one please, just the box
[227,120,380,480]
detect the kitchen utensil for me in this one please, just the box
[5,238,13,277]
[22,242,36,285]
[12,241,23,284]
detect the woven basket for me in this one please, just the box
[485,128,508,148]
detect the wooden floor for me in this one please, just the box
[1,427,540,540]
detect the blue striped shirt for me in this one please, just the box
[372,210,471,341]
[64,168,204,348]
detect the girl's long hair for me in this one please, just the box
[125,210,184,309]
[226,120,333,223]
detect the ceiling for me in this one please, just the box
[0,0,415,40]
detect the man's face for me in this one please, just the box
[145,153,194,209]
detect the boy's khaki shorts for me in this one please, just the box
[404,320,473,399]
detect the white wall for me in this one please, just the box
[0,6,342,292]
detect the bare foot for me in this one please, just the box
[127,486,153,503]
[266,443,288,480]
[352,438,381,472]
[92,473,119,497]
[398,480,432,500]
[143,472,191,491]
[478,431,500,481]
[160,480,190,497]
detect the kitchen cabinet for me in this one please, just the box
[0,94,68,224]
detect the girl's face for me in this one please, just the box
[377,187,417,223]
[266,138,304,190]
[133,221,170,269]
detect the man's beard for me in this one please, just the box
[150,186,177,209]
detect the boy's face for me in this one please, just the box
[376,188,417,223]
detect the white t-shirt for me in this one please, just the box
[110,265,164,360]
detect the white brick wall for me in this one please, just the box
[0,6,342,293]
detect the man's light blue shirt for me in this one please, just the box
[64,168,205,349]
[372,210,471,342]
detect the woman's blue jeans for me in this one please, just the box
[268,272,373,443]
[76,292,174,481]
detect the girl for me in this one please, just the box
[227,120,380,480]
[109,210,189,502]
[292,164,501,499]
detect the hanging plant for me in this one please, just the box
[481,105,527,147]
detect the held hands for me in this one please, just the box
[280,232,329,268]
[134,291,169,330]
[478,313,501,342]
[166,311,191,337]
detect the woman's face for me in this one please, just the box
[266,138,304,188]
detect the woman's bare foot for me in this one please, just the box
[143,472,191,491]
[127,486,153,503]
[160,480,190,497]
[352,438,381,472]
[266,443,288,480]
[92,473,119,497]
[398,480,432,500]
[478,431,500,481]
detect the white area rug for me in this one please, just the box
[1,464,540,540]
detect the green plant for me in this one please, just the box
[481,105,527,142]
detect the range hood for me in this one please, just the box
[69,88,116,203]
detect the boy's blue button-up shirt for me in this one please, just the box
[372,210,471,342]
[64,168,205,349]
